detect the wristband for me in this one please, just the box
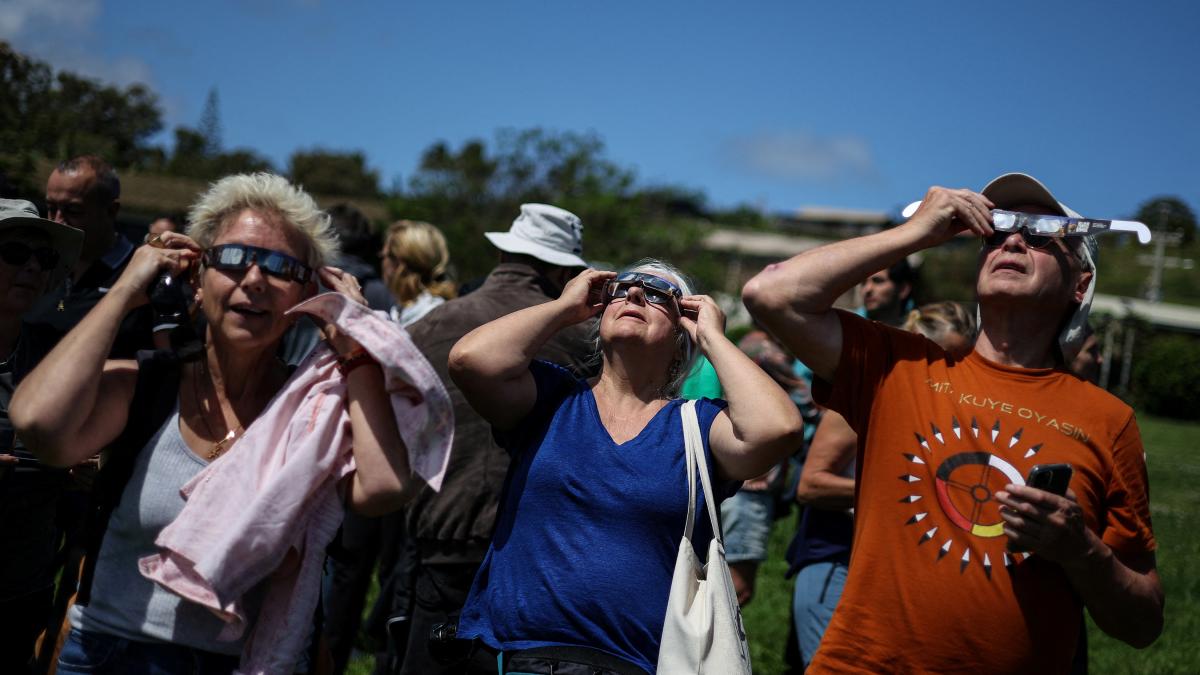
[336,347,376,376]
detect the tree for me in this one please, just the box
[198,88,222,156]
[391,128,723,289]
[1134,196,1196,246]
[167,126,273,179]
[287,149,381,197]
[0,41,163,174]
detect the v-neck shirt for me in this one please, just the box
[458,360,733,674]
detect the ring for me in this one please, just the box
[145,233,166,248]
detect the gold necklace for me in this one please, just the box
[193,360,242,460]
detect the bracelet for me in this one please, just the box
[336,348,377,376]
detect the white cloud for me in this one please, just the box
[2,0,154,89]
[0,0,97,40]
[725,130,878,183]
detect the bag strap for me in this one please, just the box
[681,399,722,545]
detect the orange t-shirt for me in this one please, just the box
[808,311,1156,674]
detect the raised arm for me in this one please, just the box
[12,237,200,466]
[795,410,857,510]
[742,187,995,382]
[449,268,614,431]
[318,268,418,516]
[684,295,804,481]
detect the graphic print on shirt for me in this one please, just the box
[900,415,1048,580]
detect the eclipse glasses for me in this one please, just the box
[900,202,1152,245]
[603,272,683,309]
[204,243,313,283]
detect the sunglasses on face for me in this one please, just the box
[0,241,59,270]
[204,243,313,283]
[603,272,683,309]
[984,228,1064,251]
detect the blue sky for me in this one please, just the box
[5,0,1198,220]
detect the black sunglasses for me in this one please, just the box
[984,228,1062,252]
[204,243,313,283]
[603,272,683,309]
[0,241,60,270]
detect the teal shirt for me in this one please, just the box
[679,356,723,400]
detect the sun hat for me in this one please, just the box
[979,173,1096,357]
[0,198,84,290]
[484,203,586,268]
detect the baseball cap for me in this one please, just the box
[980,173,1096,357]
[484,203,586,268]
[0,198,84,290]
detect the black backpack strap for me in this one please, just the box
[76,349,184,605]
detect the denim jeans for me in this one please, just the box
[791,560,848,666]
[56,628,240,675]
[720,489,775,564]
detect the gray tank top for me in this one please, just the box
[71,405,262,654]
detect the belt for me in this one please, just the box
[493,645,648,675]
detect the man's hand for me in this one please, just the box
[995,484,1093,565]
[905,186,996,248]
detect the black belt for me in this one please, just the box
[493,645,649,675]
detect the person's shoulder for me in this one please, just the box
[1058,372,1136,420]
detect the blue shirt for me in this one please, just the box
[458,361,732,673]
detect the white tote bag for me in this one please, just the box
[657,400,752,674]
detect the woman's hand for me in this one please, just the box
[678,294,726,354]
[318,266,367,355]
[110,231,202,308]
[553,268,616,326]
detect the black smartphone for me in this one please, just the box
[1026,463,1073,496]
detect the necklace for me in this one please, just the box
[192,360,242,460]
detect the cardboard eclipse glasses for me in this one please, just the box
[900,202,1152,245]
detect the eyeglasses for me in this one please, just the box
[0,241,60,270]
[990,210,1151,244]
[204,243,313,283]
[603,272,683,309]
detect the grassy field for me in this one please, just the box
[350,414,1198,674]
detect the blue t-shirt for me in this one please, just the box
[457,361,733,673]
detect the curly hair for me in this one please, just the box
[186,173,339,269]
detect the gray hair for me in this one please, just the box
[590,257,700,399]
[1059,235,1098,356]
[186,173,339,269]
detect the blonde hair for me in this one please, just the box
[383,220,456,304]
[187,173,339,269]
[903,301,977,345]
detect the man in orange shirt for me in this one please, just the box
[744,173,1163,673]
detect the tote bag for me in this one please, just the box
[657,400,752,674]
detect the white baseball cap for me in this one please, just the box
[484,203,586,268]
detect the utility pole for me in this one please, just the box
[1145,203,1184,303]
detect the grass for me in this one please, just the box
[345,414,1198,674]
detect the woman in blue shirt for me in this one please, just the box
[448,259,804,674]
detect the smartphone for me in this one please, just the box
[1026,463,1073,496]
